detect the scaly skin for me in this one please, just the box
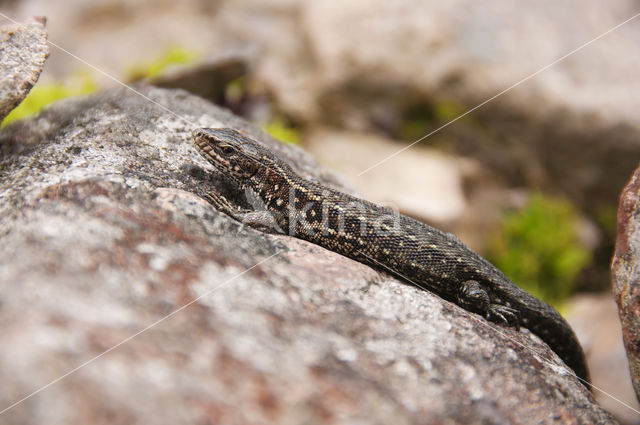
[192,127,590,385]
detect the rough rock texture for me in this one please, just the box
[0,87,616,424]
[0,17,48,122]
[612,165,640,403]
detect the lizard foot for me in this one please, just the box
[205,191,283,234]
[487,304,520,330]
[457,280,490,315]
[458,281,521,330]
[205,192,245,217]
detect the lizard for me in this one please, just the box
[192,127,590,385]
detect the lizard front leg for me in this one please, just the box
[457,280,520,329]
[205,191,284,234]
[487,304,520,329]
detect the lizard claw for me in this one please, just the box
[487,304,520,329]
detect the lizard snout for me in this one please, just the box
[192,129,207,140]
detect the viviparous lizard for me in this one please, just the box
[192,127,590,385]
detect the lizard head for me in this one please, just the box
[193,128,271,183]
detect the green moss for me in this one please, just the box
[595,205,618,237]
[487,193,592,305]
[399,103,433,141]
[262,117,300,145]
[2,72,97,127]
[433,98,466,122]
[399,98,468,142]
[225,76,248,104]
[127,46,199,81]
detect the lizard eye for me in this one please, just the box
[219,145,235,155]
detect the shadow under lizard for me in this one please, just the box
[191,127,590,386]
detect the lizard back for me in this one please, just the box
[192,127,590,385]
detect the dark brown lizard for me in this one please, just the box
[192,127,590,385]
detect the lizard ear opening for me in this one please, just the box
[457,280,490,314]
[241,143,258,157]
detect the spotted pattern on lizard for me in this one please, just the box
[192,127,590,385]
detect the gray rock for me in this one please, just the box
[0,86,616,424]
[612,165,640,404]
[0,17,48,123]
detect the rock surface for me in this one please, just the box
[0,86,617,424]
[0,17,48,122]
[612,165,640,404]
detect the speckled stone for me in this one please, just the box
[0,17,48,123]
[612,164,640,404]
